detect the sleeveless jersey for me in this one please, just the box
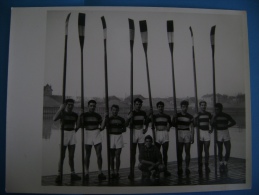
[108,116,125,135]
[197,111,212,130]
[60,111,78,131]
[153,113,171,131]
[130,110,148,129]
[175,112,193,130]
[212,112,234,130]
[80,112,102,130]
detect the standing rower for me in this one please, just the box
[172,100,194,176]
[126,98,149,179]
[153,101,172,177]
[211,103,236,173]
[53,99,81,183]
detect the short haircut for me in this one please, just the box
[111,104,119,110]
[65,99,75,104]
[88,100,97,106]
[180,100,189,107]
[145,135,153,142]
[215,103,223,110]
[199,100,207,106]
[156,101,164,107]
[134,98,143,104]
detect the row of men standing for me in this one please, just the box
[53,97,236,183]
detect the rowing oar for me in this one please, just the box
[139,20,156,143]
[189,26,200,172]
[210,25,217,177]
[78,13,86,181]
[167,20,180,171]
[128,18,135,179]
[101,16,111,181]
[59,13,71,184]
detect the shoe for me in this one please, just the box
[115,173,120,179]
[198,163,203,175]
[110,173,116,179]
[128,173,134,180]
[198,168,203,175]
[224,164,228,173]
[164,170,171,177]
[205,166,211,173]
[83,174,89,181]
[71,173,81,181]
[177,168,183,176]
[219,164,225,173]
[185,168,191,175]
[152,171,160,179]
[98,173,106,180]
[55,175,62,184]
[142,171,151,179]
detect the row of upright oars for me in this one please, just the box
[59,13,217,184]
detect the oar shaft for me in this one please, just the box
[139,20,155,142]
[167,20,179,170]
[129,19,135,178]
[190,26,200,172]
[210,25,217,177]
[59,13,71,183]
[78,13,86,181]
[101,16,110,181]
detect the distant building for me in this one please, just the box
[44,84,53,96]
[124,94,146,103]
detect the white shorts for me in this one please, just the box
[155,130,169,145]
[84,129,102,145]
[217,130,230,142]
[199,130,211,142]
[63,130,76,146]
[178,130,192,143]
[110,134,124,149]
[133,129,145,144]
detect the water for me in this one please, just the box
[42,124,246,176]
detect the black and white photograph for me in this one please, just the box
[6,6,251,194]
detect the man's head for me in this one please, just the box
[156,101,164,113]
[144,135,153,148]
[199,100,207,112]
[134,98,143,111]
[65,99,75,112]
[88,100,97,113]
[111,104,119,116]
[180,100,189,113]
[215,103,223,115]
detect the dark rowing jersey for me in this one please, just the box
[212,112,235,130]
[174,112,193,130]
[80,112,102,130]
[60,111,78,131]
[153,113,171,131]
[197,111,212,130]
[130,110,148,129]
[108,116,125,135]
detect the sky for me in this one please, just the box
[44,8,247,99]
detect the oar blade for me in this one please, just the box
[78,13,86,49]
[101,16,106,29]
[210,25,216,46]
[167,20,174,43]
[189,26,193,37]
[189,26,194,46]
[101,16,107,40]
[65,13,71,35]
[128,19,135,41]
[139,20,147,44]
